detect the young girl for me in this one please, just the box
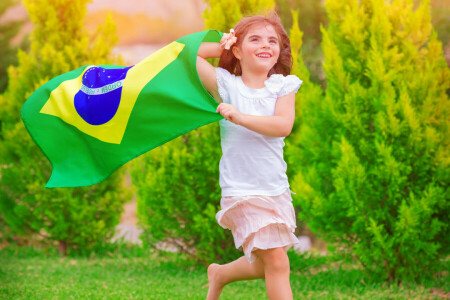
[197,11,302,300]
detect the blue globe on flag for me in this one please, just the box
[74,66,133,125]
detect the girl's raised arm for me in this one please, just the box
[197,42,224,102]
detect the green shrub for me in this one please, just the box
[0,0,130,255]
[287,0,449,282]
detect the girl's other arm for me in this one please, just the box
[217,91,295,137]
[197,42,224,102]
[241,91,295,137]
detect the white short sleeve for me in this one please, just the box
[216,67,233,103]
[277,75,303,98]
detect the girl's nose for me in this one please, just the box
[261,41,270,49]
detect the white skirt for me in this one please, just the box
[216,188,300,264]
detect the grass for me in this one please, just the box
[0,245,448,299]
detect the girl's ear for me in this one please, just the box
[232,46,241,60]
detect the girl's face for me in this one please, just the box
[232,23,281,75]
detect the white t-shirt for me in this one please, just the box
[215,67,303,197]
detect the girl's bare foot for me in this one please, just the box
[206,263,225,300]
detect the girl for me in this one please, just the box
[197,11,302,300]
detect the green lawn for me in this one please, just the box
[0,245,448,299]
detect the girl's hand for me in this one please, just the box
[216,103,244,125]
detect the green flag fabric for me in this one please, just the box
[21,29,224,188]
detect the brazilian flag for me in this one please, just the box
[21,29,224,188]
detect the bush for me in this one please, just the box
[287,0,449,282]
[0,0,130,255]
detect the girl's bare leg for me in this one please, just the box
[206,255,265,300]
[255,247,293,300]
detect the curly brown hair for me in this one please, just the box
[218,11,292,77]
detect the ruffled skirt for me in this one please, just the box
[216,188,300,264]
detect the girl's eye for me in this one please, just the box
[251,38,258,42]
[270,40,277,44]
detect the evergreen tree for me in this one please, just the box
[132,0,275,265]
[0,0,129,255]
[288,0,449,282]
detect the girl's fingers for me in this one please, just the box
[217,104,237,122]
[217,105,226,114]
[217,103,227,113]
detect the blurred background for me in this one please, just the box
[1,0,206,66]
[3,0,448,74]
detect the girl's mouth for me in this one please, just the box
[256,53,272,59]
